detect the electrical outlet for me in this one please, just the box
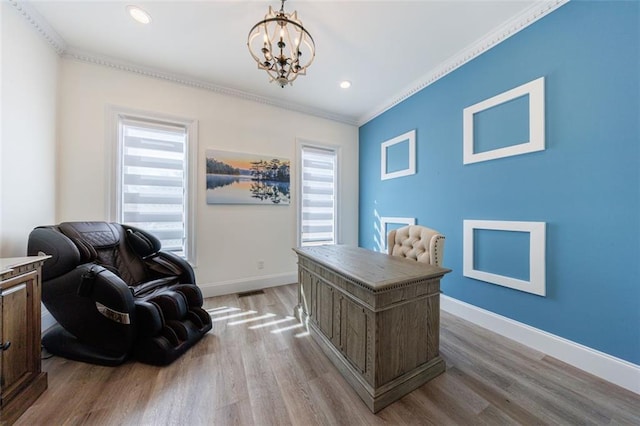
[257,260,264,269]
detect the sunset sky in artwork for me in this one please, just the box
[221,158,252,170]
[207,150,289,171]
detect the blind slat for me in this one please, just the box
[120,118,188,256]
[300,146,337,246]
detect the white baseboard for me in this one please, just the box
[441,295,640,395]
[199,272,297,299]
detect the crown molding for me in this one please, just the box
[9,1,357,126]
[12,0,568,128]
[8,0,66,54]
[62,48,359,126]
[356,0,570,126]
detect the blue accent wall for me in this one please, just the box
[358,1,640,364]
[474,95,530,152]
[386,139,411,173]
[474,229,530,281]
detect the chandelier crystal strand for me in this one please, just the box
[248,0,315,88]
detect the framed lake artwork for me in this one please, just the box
[206,149,291,205]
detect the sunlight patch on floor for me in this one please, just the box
[207,307,241,316]
[212,310,257,322]
[207,302,306,335]
[206,306,230,313]
[270,323,305,334]
[248,316,295,330]
[227,313,277,326]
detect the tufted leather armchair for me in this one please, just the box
[387,225,445,266]
[27,221,212,366]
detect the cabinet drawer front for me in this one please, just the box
[0,258,48,424]
[2,272,36,397]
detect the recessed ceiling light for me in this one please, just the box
[127,5,152,24]
[340,81,352,89]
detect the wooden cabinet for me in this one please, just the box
[294,245,450,413]
[1,257,49,425]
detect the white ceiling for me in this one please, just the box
[21,0,562,125]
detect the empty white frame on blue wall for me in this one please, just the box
[463,77,545,165]
[381,130,416,180]
[463,220,546,296]
[379,216,416,252]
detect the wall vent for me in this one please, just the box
[237,289,265,298]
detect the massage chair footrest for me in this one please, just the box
[133,310,212,365]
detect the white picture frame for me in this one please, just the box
[379,216,416,253]
[463,77,545,165]
[381,130,416,180]
[463,220,546,296]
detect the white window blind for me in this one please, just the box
[118,118,188,256]
[300,146,337,246]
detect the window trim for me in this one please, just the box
[107,105,198,265]
[296,139,340,247]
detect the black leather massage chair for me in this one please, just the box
[27,221,212,366]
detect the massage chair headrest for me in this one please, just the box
[27,222,161,281]
[27,226,82,281]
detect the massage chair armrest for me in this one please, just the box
[42,263,137,352]
[122,224,195,284]
[74,264,136,322]
[156,251,196,284]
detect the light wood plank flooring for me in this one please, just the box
[16,284,640,425]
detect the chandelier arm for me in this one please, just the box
[301,38,315,69]
[247,32,268,65]
[283,26,295,71]
[247,2,315,87]
[263,22,272,57]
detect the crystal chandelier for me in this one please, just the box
[247,0,316,88]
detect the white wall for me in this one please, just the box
[57,59,358,296]
[0,4,59,257]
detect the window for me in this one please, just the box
[298,143,338,246]
[111,110,197,262]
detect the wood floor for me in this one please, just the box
[16,284,640,425]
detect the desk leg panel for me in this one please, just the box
[307,321,377,412]
[308,320,445,413]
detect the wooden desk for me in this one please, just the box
[293,245,450,413]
